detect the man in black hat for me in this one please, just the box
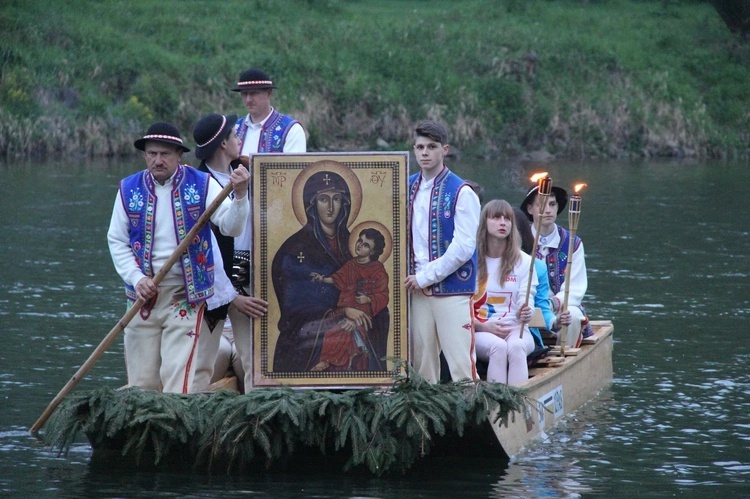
[231,67,306,155]
[107,121,250,393]
[189,113,268,392]
[520,184,592,347]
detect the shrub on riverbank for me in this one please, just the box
[1,0,748,159]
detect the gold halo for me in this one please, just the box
[348,220,393,264]
[291,160,362,228]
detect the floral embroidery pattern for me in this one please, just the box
[183,183,201,204]
[172,299,197,320]
[127,188,144,211]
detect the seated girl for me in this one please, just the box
[473,200,536,385]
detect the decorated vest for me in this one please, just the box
[235,110,299,153]
[539,225,592,335]
[119,165,215,304]
[408,167,477,296]
[538,225,580,295]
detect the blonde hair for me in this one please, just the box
[477,199,521,286]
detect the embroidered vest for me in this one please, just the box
[235,110,299,153]
[539,225,592,335]
[539,225,580,295]
[408,168,477,295]
[119,165,215,303]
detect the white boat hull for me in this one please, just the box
[490,320,614,458]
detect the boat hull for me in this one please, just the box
[490,320,614,458]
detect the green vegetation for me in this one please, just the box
[44,376,525,475]
[1,0,748,159]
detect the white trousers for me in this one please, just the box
[226,304,253,391]
[409,292,477,383]
[192,316,225,392]
[123,285,203,393]
[193,301,253,393]
[475,327,535,385]
[211,327,246,391]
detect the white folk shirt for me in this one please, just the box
[239,107,307,156]
[107,170,249,291]
[411,174,480,289]
[203,166,249,311]
[205,165,252,253]
[533,223,587,307]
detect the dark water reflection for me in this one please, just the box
[1,157,749,497]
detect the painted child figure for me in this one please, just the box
[521,185,592,348]
[310,228,389,372]
[473,200,536,385]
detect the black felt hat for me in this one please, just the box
[134,122,190,153]
[231,68,277,92]
[520,184,568,221]
[193,113,239,160]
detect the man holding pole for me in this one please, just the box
[107,122,250,393]
[520,184,591,348]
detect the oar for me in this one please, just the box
[30,162,247,435]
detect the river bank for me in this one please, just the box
[1,0,748,160]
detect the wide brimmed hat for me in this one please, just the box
[231,68,277,92]
[134,122,190,153]
[193,113,239,160]
[520,184,568,221]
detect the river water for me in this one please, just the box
[1,156,748,497]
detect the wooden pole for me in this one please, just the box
[30,175,240,435]
[558,194,581,356]
[520,176,551,339]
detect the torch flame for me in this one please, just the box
[530,172,548,182]
[574,183,587,194]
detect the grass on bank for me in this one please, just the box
[1,0,748,160]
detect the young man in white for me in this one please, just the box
[405,120,480,383]
[521,185,591,347]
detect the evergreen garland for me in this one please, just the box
[44,371,526,475]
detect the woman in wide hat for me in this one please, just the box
[191,113,268,393]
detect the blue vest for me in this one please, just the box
[539,225,592,336]
[235,110,300,153]
[408,167,477,296]
[119,165,215,303]
[539,225,580,296]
